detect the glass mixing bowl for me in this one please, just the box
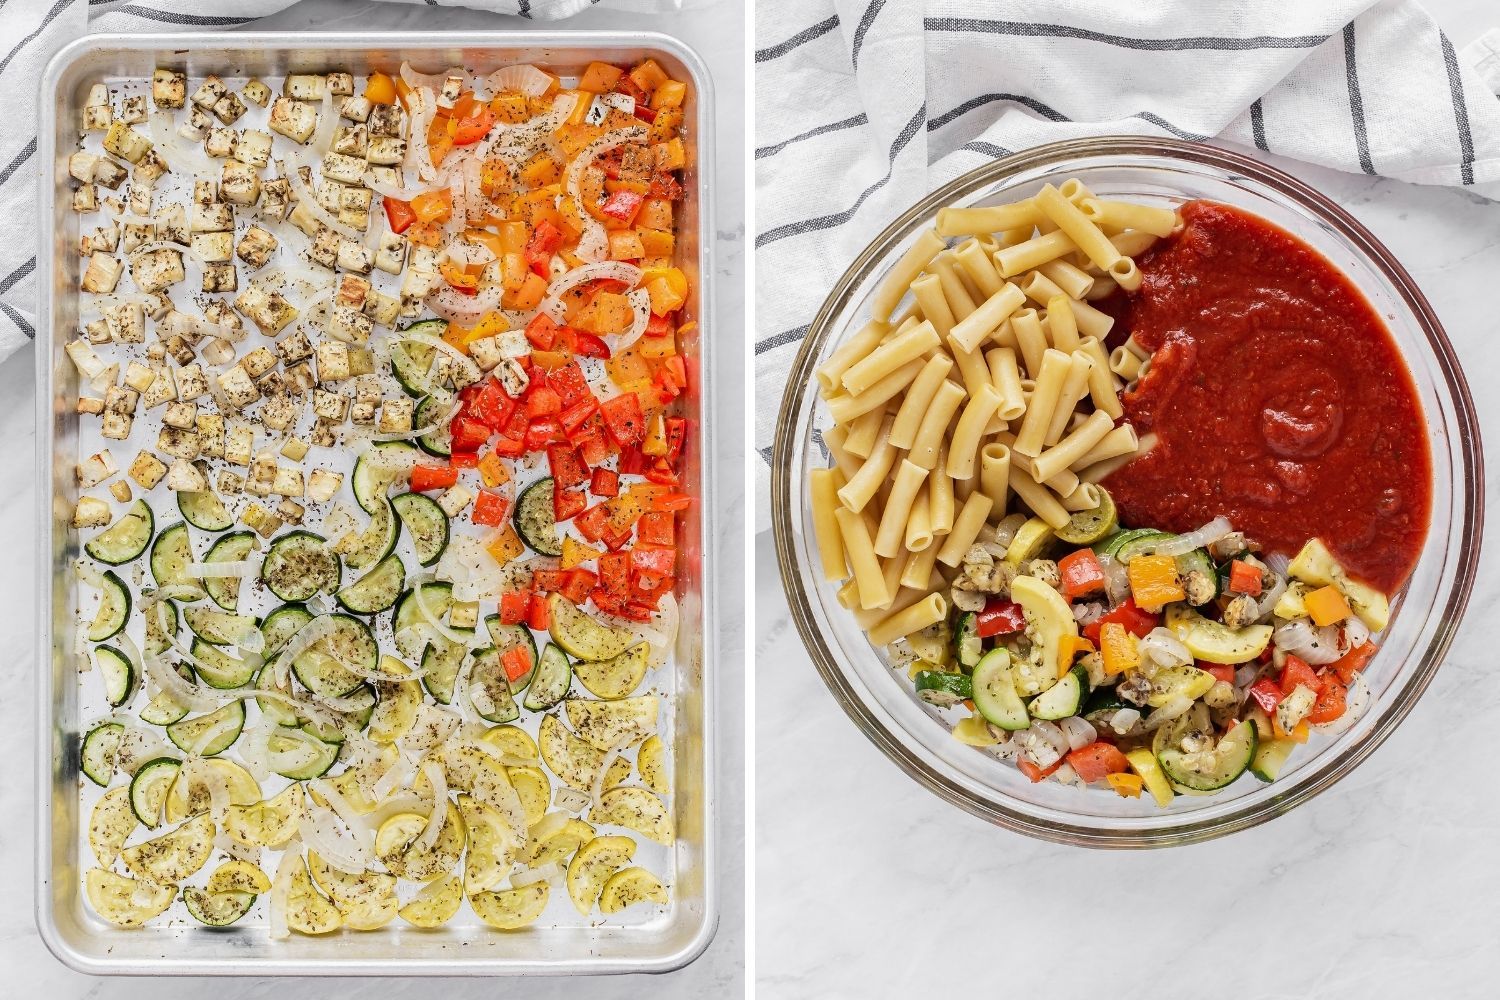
[770,137,1484,848]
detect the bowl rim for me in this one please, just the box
[770,136,1485,848]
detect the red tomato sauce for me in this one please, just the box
[1102,200,1430,594]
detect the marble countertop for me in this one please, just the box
[756,2,1500,997]
[2,0,744,995]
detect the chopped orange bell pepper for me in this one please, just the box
[1304,585,1352,627]
[1127,554,1185,612]
[579,61,624,93]
[652,80,687,109]
[410,188,452,225]
[477,450,509,489]
[1099,622,1139,676]
[365,71,397,105]
[1105,772,1144,798]
[1056,635,1097,678]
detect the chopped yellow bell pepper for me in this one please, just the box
[561,536,601,570]
[1127,553,1186,612]
[641,410,669,457]
[1273,717,1311,743]
[1057,635,1096,678]
[1105,772,1143,798]
[1123,749,1174,807]
[1099,622,1139,676]
[485,526,524,565]
[1304,585,1352,627]
[477,451,509,489]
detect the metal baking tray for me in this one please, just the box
[35,31,717,976]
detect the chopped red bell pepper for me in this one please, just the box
[532,569,567,593]
[547,444,589,489]
[452,105,493,145]
[1057,549,1106,600]
[618,445,648,475]
[1330,641,1377,684]
[525,313,559,351]
[599,392,645,447]
[645,313,673,338]
[629,545,676,581]
[1248,678,1284,714]
[471,490,511,527]
[662,355,688,390]
[498,590,530,626]
[553,486,587,523]
[652,368,681,401]
[571,330,612,359]
[1307,677,1348,724]
[650,172,684,200]
[632,104,657,123]
[549,362,592,407]
[1228,560,1264,597]
[600,190,645,223]
[526,384,562,419]
[1018,757,1065,783]
[573,427,614,467]
[643,490,691,512]
[1278,655,1323,697]
[450,415,492,454]
[664,417,686,460]
[383,196,417,234]
[410,464,458,492]
[573,504,609,542]
[523,418,558,452]
[1200,663,1236,685]
[1082,599,1159,646]
[602,527,634,552]
[976,598,1026,638]
[590,467,620,498]
[643,459,680,486]
[501,645,533,683]
[492,435,526,458]
[525,591,550,631]
[500,405,530,442]
[1067,743,1130,784]
[637,511,673,546]
[598,551,630,595]
[450,451,477,469]
[560,397,600,436]
[524,221,563,276]
[467,380,512,428]
[559,569,596,606]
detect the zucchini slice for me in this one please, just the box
[1029,664,1089,721]
[466,647,521,723]
[292,613,377,699]
[129,757,181,827]
[392,492,449,567]
[84,499,153,565]
[971,649,1028,731]
[914,670,972,707]
[954,612,981,670]
[86,569,131,642]
[301,684,377,743]
[184,605,258,647]
[514,477,562,556]
[190,638,257,689]
[420,629,475,705]
[1054,486,1119,545]
[268,729,340,780]
[523,643,572,712]
[255,659,301,728]
[390,330,442,397]
[1156,715,1257,792]
[138,663,193,726]
[150,521,207,601]
[81,720,125,787]
[95,644,136,707]
[352,440,418,514]
[183,887,256,927]
[1251,736,1298,782]
[202,531,257,611]
[414,395,452,458]
[548,593,632,661]
[143,599,178,657]
[390,581,453,657]
[261,530,341,602]
[343,499,399,572]
[178,490,234,532]
[260,603,313,656]
[485,614,538,692]
[166,701,246,757]
[337,552,406,614]
[573,642,649,700]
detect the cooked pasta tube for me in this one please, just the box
[1034,182,1123,271]
[1044,294,1079,352]
[1012,348,1070,456]
[1011,308,1049,377]
[817,319,888,395]
[995,229,1077,278]
[904,489,934,552]
[843,404,887,458]
[908,380,967,470]
[889,353,954,449]
[1031,409,1116,482]
[1072,423,1140,470]
[978,442,1011,521]
[953,238,1004,298]
[1078,337,1123,419]
[874,460,931,558]
[871,229,945,321]
[825,359,924,423]
[1007,443,1080,496]
[931,254,978,319]
[1007,467,1071,529]
[936,492,994,566]
[823,425,862,483]
[837,415,897,512]
[1045,351,1095,445]
[1109,229,1161,258]
[1082,199,1178,238]
[1037,258,1094,300]
[1108,346,1144,381]
[948,282,1024,354]
[810,467,848,581]
[910,272,956,338]
[1018,270,1066,307]
[852,583,924,629]
[834,506,892,610]
[986,347,1026,420]
[947,334,992,400]
[928,446,956,534]
[1060,482,1102,512]
[1058,178,1095,204]
[946,384,1003,479]
[836,578,859,610]
[868,592,948,647]
[1108,256,1142,292]
[936,201,1042,237]
[842,320,940,395]
[1122,333,1150,359]
[1070,297,1115,339]
[899,539,939,589]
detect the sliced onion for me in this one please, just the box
[1138,627,1192,668]
[149,110,214,175]
[1109,707,1142,735]
[115,726,174,775]
[528,811,570,843]
[160,309,244,344]
[425,282,502,326]
[184,559,256,578]
[589,729,642,809]
[485,64,552,97]
[285,160,364,241]
[554,787,591,813]
[299,806,370,874]
[1265,553,1292,577]
[398,329,483,389]
[268,614,341,687]
[413,574,471,646]
[200,338,236,366]
[415,760,449,853]
[404,87,438,181]
[402,62,466,94]
[487,93,577,151]
[576,216,608,264]
[363,171,449,201]
[269,846,301,940]
[1095,553,1130,604]
[1342,615,1372,648]
[1058,716,1096,751]
[445,239,495,269]
[1143,696,1194,731]
[510,862,561,888]
[536,261,643,323]
[613,288,653,352]
[1148,517,1233,558]
[312,87,336,154]
[1273,618,1343,665]
[564,126,649,208]
[1256,572,1288,622]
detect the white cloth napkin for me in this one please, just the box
[754,0,1500,531]
[0,0,689,360]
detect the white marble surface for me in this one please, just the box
[755,3,1500,997]
[3,0,745,995]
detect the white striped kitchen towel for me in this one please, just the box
[754,0,1500,531]
[0,0,695,360]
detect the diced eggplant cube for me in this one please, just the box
[216,365,260,409]
[285,75,326,101]
[332,124,367,157]
[268,97,317,143]
[378,397,414,434]
[339,95,371,122]
[104,122,152,164]
[191,76,226,110]
[128,450,168,489]
[122,361,157,393]
[224,424,254,466]
[220,160,261,206]
[307,225,340,269]
[321,151,366,184]
[100,411,134,441]
[201,262,237,293]
[132,149,170,186]
[213,92,247,125]
[337,239,374,275]
[335,274,370,309]
[314,341,350,383]
[328,304,373,345]
[175,364,207,402]
[310,418,340,447]
[363,290,403,328]
[234,129,272,168]
[271,465,304,497]
[191,231,234,263]
[368,104,402,137]
[205,127,237,158]
[437,485,473,517]
[243,79,271,106]
[162,401,198,430]
[76,450,119,488]
[235,226,278,270]
[153,69,186,109]
[72,184,98,213]
[109,481,133,503]
[68,152,98,183]
[240,346,277,379]
[105,302,145,344]
[93,159,128,190]
[118,95,147,125]
[129,248,183,293]
[140,365,177,408]
[73,496,113,528]
[191,202,234,233]
[82,105,112,132]
[81,253,123,294]
[166,458,209,492]
[312,388,348,421]
[350,399,377,424]
[364,135,406,166]
[260,393,300,432]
